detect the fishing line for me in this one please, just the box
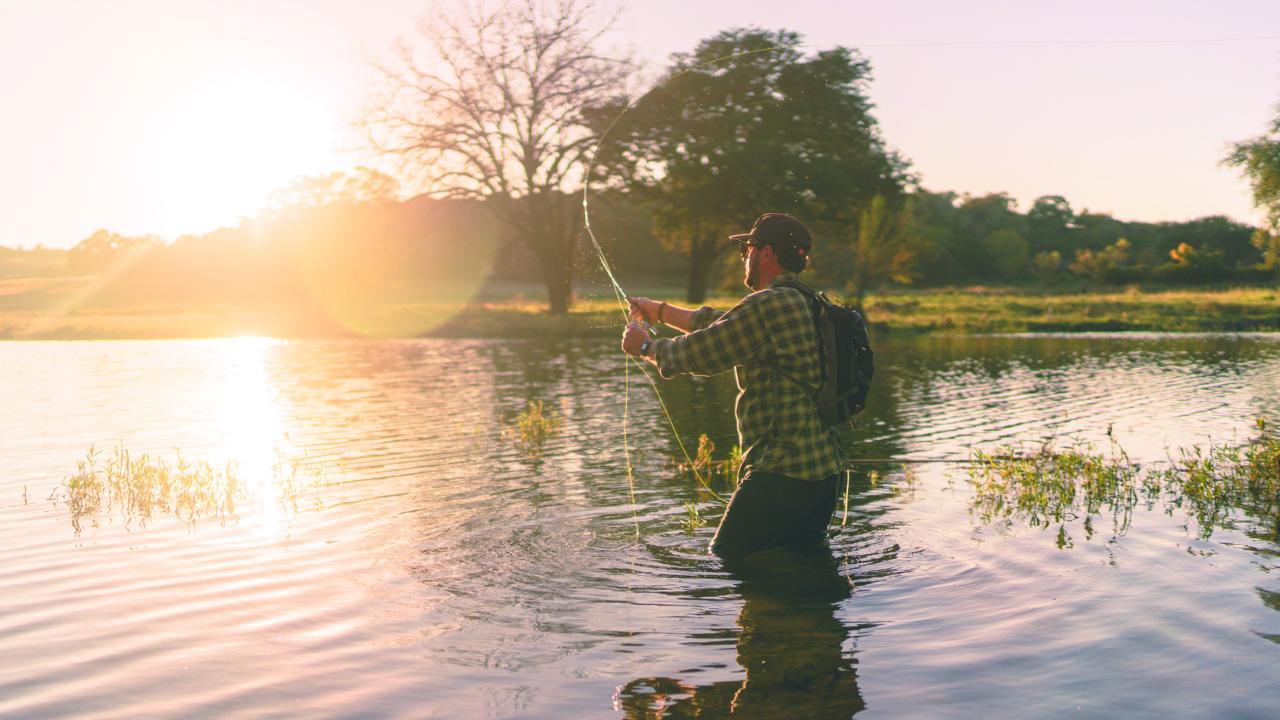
[580,31,1273,517]
[581,47,788,510]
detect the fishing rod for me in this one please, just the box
[580,49,796,509]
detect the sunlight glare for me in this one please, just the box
[218,336,288,533]
[139,68,338,235]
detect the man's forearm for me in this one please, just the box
[658,302,699,333]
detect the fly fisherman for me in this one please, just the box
[622,213,845,555]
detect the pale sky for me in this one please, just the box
[3,0,1279,248]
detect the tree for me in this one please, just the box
[1032,250,1063,281]
[1069,238,1140,284]
[591,28,909,302]
[951,193,1023,280]
[1225,103,1280,232]
[981,229,1029,282]
[1155,242,1229,283]
[1026,195,1075,255]
[267,167,400,215]
[67,229,160,274]
[361,0,632,312]
[1253,228,1280,269]
[846,195,917,313]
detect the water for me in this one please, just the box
[2,334,1279,718]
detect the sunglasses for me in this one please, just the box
[736,239,763,260]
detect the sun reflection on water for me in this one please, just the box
[218,336,289,533]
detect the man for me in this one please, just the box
[622,212,845,555]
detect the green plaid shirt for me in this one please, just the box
[652,272,844,482]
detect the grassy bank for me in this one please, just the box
[2,279,1279,340]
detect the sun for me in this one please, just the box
[132,64,340,236]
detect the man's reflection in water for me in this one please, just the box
[617,548,864,718]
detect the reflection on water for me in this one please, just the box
[2,334,1279,718]
[618,548,863,719]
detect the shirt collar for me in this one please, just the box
[768,272,806,289]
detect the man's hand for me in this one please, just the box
[627,296,660,324]
[621,321,650,357]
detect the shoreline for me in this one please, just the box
[3,286,1279,340]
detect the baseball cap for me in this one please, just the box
[729,212,812,261]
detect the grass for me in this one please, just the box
[4,279,1280,339]
[51,444,329,534]
[967,420,1280,547]
[867,286,1280,334]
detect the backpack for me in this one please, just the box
[776,280,875,427]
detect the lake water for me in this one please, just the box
[2,334,1279,718]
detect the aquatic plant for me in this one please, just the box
[683,501,707,533]
[675,434,741,487]
[51,444,329,534]
[505,400,562,456]
[968,422,1280,547]
[1149,417,1280,538]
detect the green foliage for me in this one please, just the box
[982,229,1029,281]
[505,400,562,457]
[1032,250,1063,280]
[1225,103,1280,232]
[846,195,918,310]
[1252,228,1280,270]
[52,444,328,534]
[969,425,1280,546]
[591,28,908,302]
[676,433,741,487]
[682,501,708,533]
[1154,242,1230,283]
[1069,238,1144,284]
[1026,195,1075,253]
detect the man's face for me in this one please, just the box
[742,241,767,290]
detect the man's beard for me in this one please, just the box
[745,259,759,290]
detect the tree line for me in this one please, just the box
[5,0,1279,312]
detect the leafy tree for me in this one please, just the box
[1253,228,1280,269]
[361,0,632,312]
[1225,103,1280,232]
[981,229,1029,281]
[267,167,400,215]
[67,230,160,274]
[904,189,961,284]
[1156,242,1229,283]
[951,193,1023,280]
[1069,238,1140,284]
[845,195,917,313]
[1026,195,1075,254]
[591,28,908,302]
[1155,215,1259,269]
[1032,250,1063,281]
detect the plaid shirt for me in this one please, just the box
[652,272,844,482]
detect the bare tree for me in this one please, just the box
[361,0,632,312]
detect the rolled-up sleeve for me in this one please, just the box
[652,294,769,378]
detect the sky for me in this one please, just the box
[3,0,1279,248]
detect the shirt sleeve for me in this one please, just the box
[688,306,723,331]
[652,293,770,378]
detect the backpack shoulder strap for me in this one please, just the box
[771,279,824,310]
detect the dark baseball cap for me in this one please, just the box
[729,212,812,261]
